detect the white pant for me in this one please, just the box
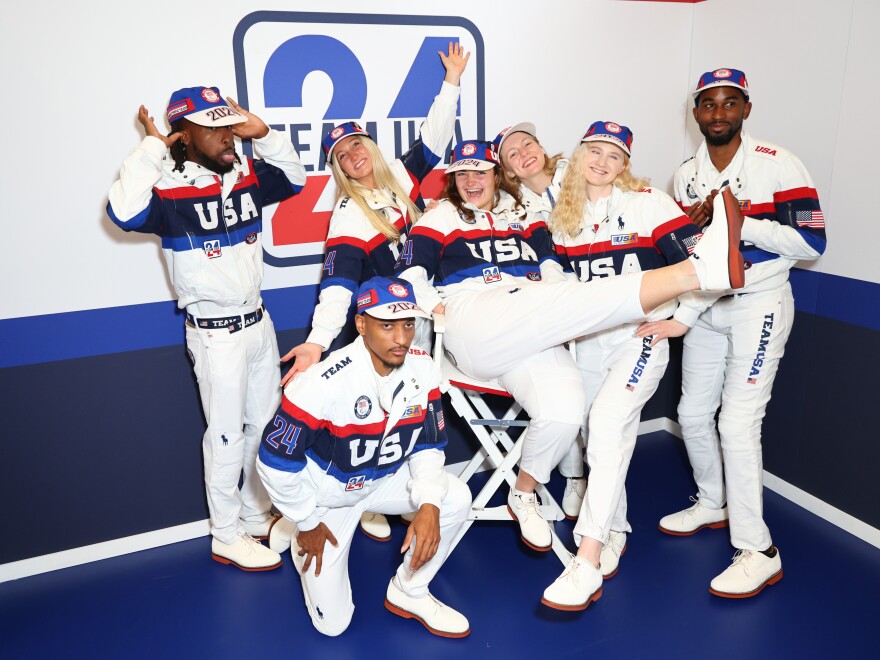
[186,310,281,544]
[292,466,472,637]
[442,276,645,484]
[678,283,794,551]
[572,325,670,545]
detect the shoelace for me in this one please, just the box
[685,495,701,516]
[516,492,541,518]
[559,554,582,583]
[565,479,584,496]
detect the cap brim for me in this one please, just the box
[326,130,372,163]
[185,109,248,127]
[364,304,431,321]
[581,135,631,157]
[692,81,749,98]
[445,159,497,174]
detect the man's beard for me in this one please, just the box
[188,143,236,174]
[701,121,742,147]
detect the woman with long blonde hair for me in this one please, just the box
[541,121,702,610]
[281,42,470,542]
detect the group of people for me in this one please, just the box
[107,45,826,639]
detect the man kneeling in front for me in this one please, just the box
[257,276,472,637]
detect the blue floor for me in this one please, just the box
[2,431,878,659]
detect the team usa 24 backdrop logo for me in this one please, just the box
[233,11,485,285]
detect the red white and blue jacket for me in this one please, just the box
[256,337,449,531]
[308,81,461,349]
[395,192,566,311]
[673,132,826,325]
[107,130,306,315]
[552,186,701,321]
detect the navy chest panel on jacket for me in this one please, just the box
[156,168,264,252]
[437,225,543,285]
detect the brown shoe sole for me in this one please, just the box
[384,598,471,638]
[709,568,783,599]
[211,553,282,571]
[541,585,603,612]
[721,187,745,289]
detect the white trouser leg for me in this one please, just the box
[678,317,728,511]
[574,330,670,544]
[716,285,794,550]
[556,436,585,478]
[240,313,281,526]
[187,323,252,544]
[496,346,585,484]
[443,275,645,381]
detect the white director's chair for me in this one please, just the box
[433,314,570,566]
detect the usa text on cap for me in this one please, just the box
[581,121,634,157]
[166,87,246,127]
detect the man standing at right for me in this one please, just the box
[638,68,827,598]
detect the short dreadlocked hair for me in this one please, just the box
[167,118,242,173]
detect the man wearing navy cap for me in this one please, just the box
[257,276,471,638]
[638,68,827,598]
[107,87,306,571]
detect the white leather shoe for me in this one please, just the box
[384,579,470,638]
[507,490,552,551]
[710,548,783,598]
[561,478,586,520]
[359,512,392,542]
[241,513,281,540]
[267,516,297,553]
[690,187,745,290]
[211,532,282,571]
[600,531,627,579]
[542,555,603,611]
[659,497,729,536]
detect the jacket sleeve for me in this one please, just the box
[649,189,702,265]
[251,129,307,206]
[396,207,447,312]
[306,204,371,349]
[106,136,169,234]
[741,154,826,261]
[256,375,327,531]
[407,385,449,508]
[397,81,460,184]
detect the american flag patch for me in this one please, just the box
[747,377,757,384]
[625,384,635,392]
[437,411,445,430]
[795,210,825,228]
[684,234,700,255]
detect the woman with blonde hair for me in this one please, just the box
[280,42,470,542]
[541,121,701,610]
[397,138,744,579]
[493,123,584,520]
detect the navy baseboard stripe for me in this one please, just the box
[1,269,876,369]
[0,287,318,369]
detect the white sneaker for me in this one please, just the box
[384,579,470,638]
[507,490,552,551]
[541,555,603,611]
[658,497,729,536]
[359,512,392,542]
[267,516,297,553]
[212,532,282,571]
[241,513,281,540]
[710,548,783,598]
[600,531,627,579]
[690,187,745,290]
[561,478,586,520]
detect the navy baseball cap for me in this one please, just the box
[356,277,430,320]
[166,86,246,127]
[445,140,499,174]
[581,121,634,157]
[693,68,750,104]
[322,121,373,163]
[493,122,537,155]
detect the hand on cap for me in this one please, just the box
[439,42,471,86]
[137,105,182,148]
[226,97,270,140]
